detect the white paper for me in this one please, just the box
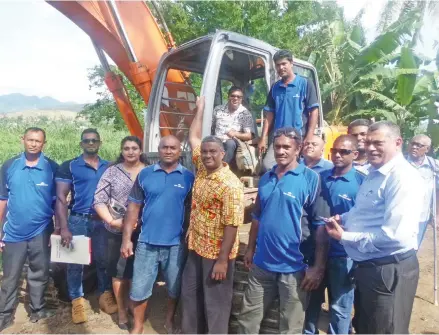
[50,235,91,265]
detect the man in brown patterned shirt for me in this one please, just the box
[181,96,245,334]
[211,86,255,163]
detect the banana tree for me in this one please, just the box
[313,8,429,131]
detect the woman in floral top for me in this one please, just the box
[94,136,146,330]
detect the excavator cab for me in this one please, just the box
[144,30,323,171]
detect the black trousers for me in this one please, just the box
[0,228,51,319]
[354,253,419,334]
[181,251,235,334]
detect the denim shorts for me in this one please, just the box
[130,241,185,301]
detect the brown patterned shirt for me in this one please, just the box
[187,146,244,259]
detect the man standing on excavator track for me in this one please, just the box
[258,49,320,172]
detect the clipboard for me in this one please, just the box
[50,235,91,265]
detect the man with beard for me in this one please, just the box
[181,97,244,334]
[238,126,329,334]
[211,86,255,163]
[304,135,365,334]
[406,134,439,247]
[300,135,333,173]
[121,135,194,334]
[259,49,320,172]
[347,119,371,175]
[55,128,116,324]
[325,121,423,334]
[0,128,58,332]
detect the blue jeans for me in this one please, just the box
[304,257,354,334]
[66,215,111,300]
[130,242,185,301]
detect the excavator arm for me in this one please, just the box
[47,1,193,140]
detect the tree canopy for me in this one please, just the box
[80,0,439,147]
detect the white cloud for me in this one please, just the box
[0,0,436,105]
[0,0,99,103]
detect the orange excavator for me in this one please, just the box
[46,2,345,330]
[46,0,344,162]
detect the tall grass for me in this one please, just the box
[0,117,131,165]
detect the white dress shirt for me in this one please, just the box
[340,153,424,261]
[407,155,439,222]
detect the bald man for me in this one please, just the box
[407,134,439,247]
[121,135,195,334]
[300,135,333,173]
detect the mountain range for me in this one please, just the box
[0,93,84,113]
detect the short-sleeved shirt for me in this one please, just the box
[94,163,139,234]
[0,152,58,242]
[407,155,439,222]
[212,104,254,141]
[319,167,365,258]
[188,146,244,259]
[252,163,325,273]
[129,163,194,246]
[300,157,333,173]
[56,155,109,214]
[264,74,319,134]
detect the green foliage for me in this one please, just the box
[78,66,145,130]
[80,0,438,147]
[0,117,129,165]
[157,0,341,60]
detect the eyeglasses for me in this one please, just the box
[273,128,301,141]
[330,148,355,155]
[410,141,428,149]
[229,94,243,99]
[81,139,100,144]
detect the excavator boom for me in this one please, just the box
[47,1,193,140]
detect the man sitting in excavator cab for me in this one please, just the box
[211,86,255,165]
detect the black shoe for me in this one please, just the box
[29,309,56,323]
[0,315,14,332]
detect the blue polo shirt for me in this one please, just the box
[0,153,58,242]
[300,157,333,173]
[264,74,319,134]
[56,155,109,214]
[129,163,194,246]
[252,163,325,273]
[320,167,365,257]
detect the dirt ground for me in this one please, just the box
[3,225,439,334]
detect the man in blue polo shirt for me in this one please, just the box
[55,128,116,324]
[348,119,372,175]
[121,135,194,334]
[304,135,365,335]
[0,127,58,332]
[300,135,333,173]
[238,127,329,334]
[259,49,320,172]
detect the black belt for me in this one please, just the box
[71,211,100,219]
[356,249,416,268]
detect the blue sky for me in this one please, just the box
[0,0,437,103]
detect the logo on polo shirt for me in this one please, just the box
[338,194,352,201]
[174,184,184,189]
[36,182,49,187]
[293,94,300,98]
[283,191,296,199]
